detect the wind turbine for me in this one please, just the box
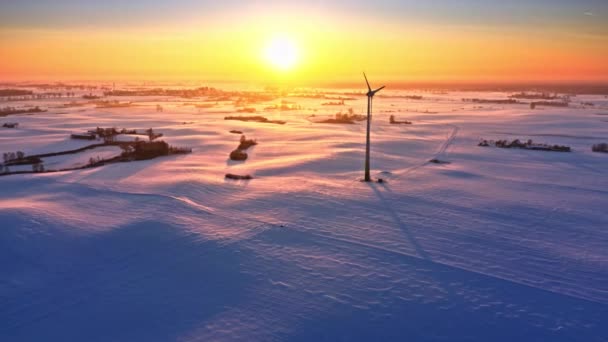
[363,73,385,182]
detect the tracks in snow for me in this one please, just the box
[393,122,459,178]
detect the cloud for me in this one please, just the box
[584,11,594,16]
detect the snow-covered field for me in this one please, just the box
[1,88,607,341]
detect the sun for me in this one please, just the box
[263,36,299,71]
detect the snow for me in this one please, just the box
[1,88,607,341]
[42,145,122,170]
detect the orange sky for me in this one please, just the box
[1,2,607,84]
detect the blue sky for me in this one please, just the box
[1,0,606,31]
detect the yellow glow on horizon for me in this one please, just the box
[1,12,607,84]
[263,35,299,71]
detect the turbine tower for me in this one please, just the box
[363,73,385,182]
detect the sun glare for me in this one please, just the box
[263,36,299,71]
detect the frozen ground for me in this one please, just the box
[1,87,607,341]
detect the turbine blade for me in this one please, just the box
[372,86,385,95]
[363,72,372,92]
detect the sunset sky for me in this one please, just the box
[1,0,607,84]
